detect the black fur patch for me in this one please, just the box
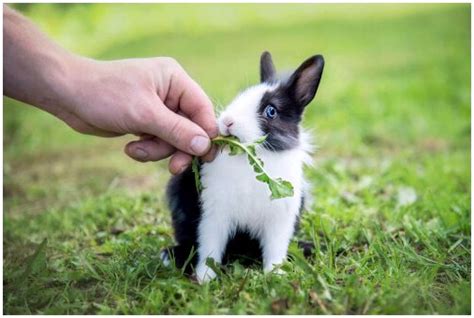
[257,84,302,152]
[223,229,263,266]
[257,53,324,152]
[260,51,276,83]
[165,165,201,273]
[166,165,201,247]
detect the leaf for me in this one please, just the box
[192,135,294,200]
[268,178,294,199]
[246,144,257,157]
[18,238,48,285]
[253,135,268,145]
[191,157,203,192]
[229,143,244,156]
[256,173,269,183]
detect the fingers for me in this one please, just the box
[125,137,212,173]
[124,137,175,162]
[168,151,193,175]
[167,145,216,174]
[163,64,218,139]
[201,144,218,162]
[127,59,219,166]
[142,98,212,157]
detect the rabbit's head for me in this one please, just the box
[218,51,324,151]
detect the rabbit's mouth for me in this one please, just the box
[217,114,264,144]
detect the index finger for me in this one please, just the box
[167,67,218,139]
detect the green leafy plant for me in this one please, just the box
[192,135,294,199]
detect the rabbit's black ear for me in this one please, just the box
[286,55,324,108]
[260,51,276,83]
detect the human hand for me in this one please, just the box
[4,7,216,174]
[57,57,218,174]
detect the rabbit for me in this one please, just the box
[161,51,324,283]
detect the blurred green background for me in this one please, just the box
[3,4,470,314]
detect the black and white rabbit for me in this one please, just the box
[162,51,324,283]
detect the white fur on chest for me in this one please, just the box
[200,146,306,236]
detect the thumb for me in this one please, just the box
[142,100,212,156]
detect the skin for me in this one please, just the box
[3,5,217,174]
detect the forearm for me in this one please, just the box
[3,5,217,167]
[3,5,78,116]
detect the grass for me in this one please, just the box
[3,3,471,314]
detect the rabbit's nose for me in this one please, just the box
[223,117,234,128]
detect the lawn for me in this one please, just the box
[3,3,471,314]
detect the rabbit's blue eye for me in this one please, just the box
[264,105,277,119]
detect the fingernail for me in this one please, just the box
[171,164,188,175]
[178,164,188,174]
[134,147,149,160]
[190,135,210,155]
[201,145,217,163]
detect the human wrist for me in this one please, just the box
[25,49,80,117]
[50,54,97,117]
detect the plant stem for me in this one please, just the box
[212,136,269,176]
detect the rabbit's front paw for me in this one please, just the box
[195,264,216,283]
[160,249,171,267]
[264,262,285,275]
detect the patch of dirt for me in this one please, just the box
[417,137,448,153]
[271,298,289,314]
[114,175,159,192]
